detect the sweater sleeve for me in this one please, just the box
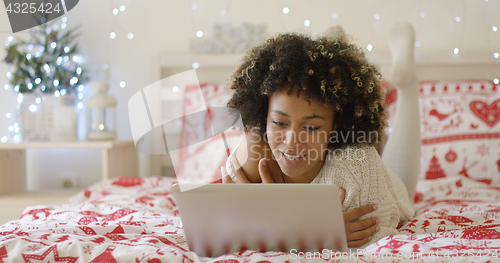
[388,168,415,222]
[225,144,239,182]
[315,144,415,247]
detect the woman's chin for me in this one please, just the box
[277,157,324,182]
[277,161,306,179]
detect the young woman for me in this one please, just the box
[221,33,415,248]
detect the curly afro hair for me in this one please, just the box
[227,33,387,148]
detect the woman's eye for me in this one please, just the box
[271,120,286,126]
[305,126,320,131]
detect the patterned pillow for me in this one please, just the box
[385,80,500,184]
[174,83,241,184]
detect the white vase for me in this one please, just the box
[51,94,78,142]
[18,93,78,142]
[18,94,57,141]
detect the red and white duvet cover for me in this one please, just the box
[1,176,500,263]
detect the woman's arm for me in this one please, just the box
[343,204,380,247]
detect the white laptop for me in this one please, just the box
[173,183,348,257]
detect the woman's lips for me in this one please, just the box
[280,152,305,166]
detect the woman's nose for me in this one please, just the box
[283,129,303,148]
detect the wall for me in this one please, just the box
[0,0,499,189]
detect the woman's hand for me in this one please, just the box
[222,159,379,247]
[341,187,380,247]
[221,156,282,183]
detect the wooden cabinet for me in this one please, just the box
[0,140,137,195]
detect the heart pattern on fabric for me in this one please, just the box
[470,100,500,128]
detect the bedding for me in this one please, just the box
[174,83,241,185]
[3,79,499,262]
[1,175,500,262]
[385,80,500,184]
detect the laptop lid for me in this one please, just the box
[173,184,348,257]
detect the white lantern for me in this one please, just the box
[86,81,117,140]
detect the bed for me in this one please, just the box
[2,25,500,262]
[1,173,500,262]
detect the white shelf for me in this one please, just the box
[161,54,244,68]
[367,52,500,66]
[0,140,134,150]
[0,140,138,195]
[160,52,500,69]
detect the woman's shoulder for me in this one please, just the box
[325,143,387,178]
[327,144,379,164]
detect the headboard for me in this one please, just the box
[147,51,500,178]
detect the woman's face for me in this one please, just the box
[266,86,335,183]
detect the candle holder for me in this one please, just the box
[86,81,117,141]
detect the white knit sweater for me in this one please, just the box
[310,144,414,246]
[226,144,415,246]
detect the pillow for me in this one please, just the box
[385,80,500,185]
[174,83,241,184]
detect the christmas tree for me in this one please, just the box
[425,155,447,180]
[4,18,88,95]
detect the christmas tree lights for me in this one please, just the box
[3,18,88,95]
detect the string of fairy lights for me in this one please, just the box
[1,2,499,143]
[186,2,498,80]
[108,3,131,90]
